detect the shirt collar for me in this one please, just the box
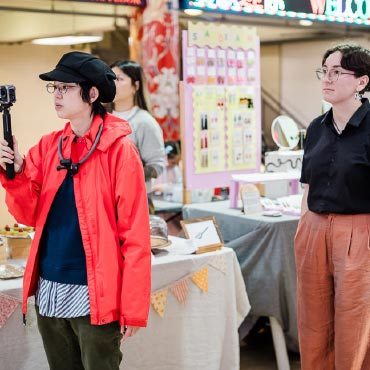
[61,115,103,151]
[320,98,370,128]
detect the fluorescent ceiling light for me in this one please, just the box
[32,35,103,46]
[184,8,203,16]
[299,19,313,26]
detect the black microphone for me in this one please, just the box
[57,158,72,171]
[70,163,79,175]
[56,158,79,175]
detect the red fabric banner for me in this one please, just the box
[142,0,180,141]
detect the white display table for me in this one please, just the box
[0,238,250,370]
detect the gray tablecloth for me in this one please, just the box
[153,198,183,213]
[183,201,299,351]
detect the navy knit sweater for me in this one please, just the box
[39,173,87,285]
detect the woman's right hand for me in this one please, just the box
[0,136,24,173]
[301,184,309,216]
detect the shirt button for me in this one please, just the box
[331,158,335,163]
[327,181,330,186]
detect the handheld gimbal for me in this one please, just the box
[0,85,16,179]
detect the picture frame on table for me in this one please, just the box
[180,216,224,254]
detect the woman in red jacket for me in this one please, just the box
[0,51,151,370]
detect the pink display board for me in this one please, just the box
[181,28,261,190]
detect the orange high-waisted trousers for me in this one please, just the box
[294,211,370,370]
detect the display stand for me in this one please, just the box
[180,21,261,203]
[229,171,301,208]
[265,150,303,172]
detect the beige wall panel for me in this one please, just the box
[0,43,87,225]
[261,44,280,100]
[260,44,280,147]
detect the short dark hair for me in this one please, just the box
[79,82,107,118]
[322,43,370,93]
[110,60,149,111]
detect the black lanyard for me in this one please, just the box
[57,123,103,176]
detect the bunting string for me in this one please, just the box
[150,254,227,318]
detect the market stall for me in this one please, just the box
[183,201,300,369]
[0,237,250,370]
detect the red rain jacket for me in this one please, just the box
[0,113,151,327]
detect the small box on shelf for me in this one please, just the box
[3,237,31,259]
[0,244,7,263]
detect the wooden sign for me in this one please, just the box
[181,216,224,254]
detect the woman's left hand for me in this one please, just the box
[121,325,141,342]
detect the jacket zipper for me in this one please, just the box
[76,175,99,322]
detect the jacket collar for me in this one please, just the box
[60,113,132,156]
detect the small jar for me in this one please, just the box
[149,215,170,248]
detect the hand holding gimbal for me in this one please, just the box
[0,85,16,179]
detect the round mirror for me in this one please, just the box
[271,115,299,150]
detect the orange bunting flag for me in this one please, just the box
[151,289,168,318]
[170,279,190,305]
[191,266,208,292]
[0,292,20,329]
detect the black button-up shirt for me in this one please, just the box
[301,99,370,214]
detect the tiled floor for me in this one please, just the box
[239,319,301,370]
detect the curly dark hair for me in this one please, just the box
[322,43,370,93]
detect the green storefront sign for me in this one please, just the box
[180,0,370,25]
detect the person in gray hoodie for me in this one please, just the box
[111,60,165,213]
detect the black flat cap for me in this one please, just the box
[39,51,116,103]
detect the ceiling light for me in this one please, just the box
[299,19,313,26]
[32,35,103,46]
[184,8,203,16]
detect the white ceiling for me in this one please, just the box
[0,0,133,43]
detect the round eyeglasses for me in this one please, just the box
[315,68,356,82]
[46,83,78,95]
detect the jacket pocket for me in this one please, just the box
[332,221,370,271]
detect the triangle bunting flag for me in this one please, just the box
[191,266,209,292]
[208,255,227,274]
[151,289,168,318]
[170,279,190,305]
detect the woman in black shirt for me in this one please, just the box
[295,44,370,370]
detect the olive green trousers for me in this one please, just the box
[36,307,122,370]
